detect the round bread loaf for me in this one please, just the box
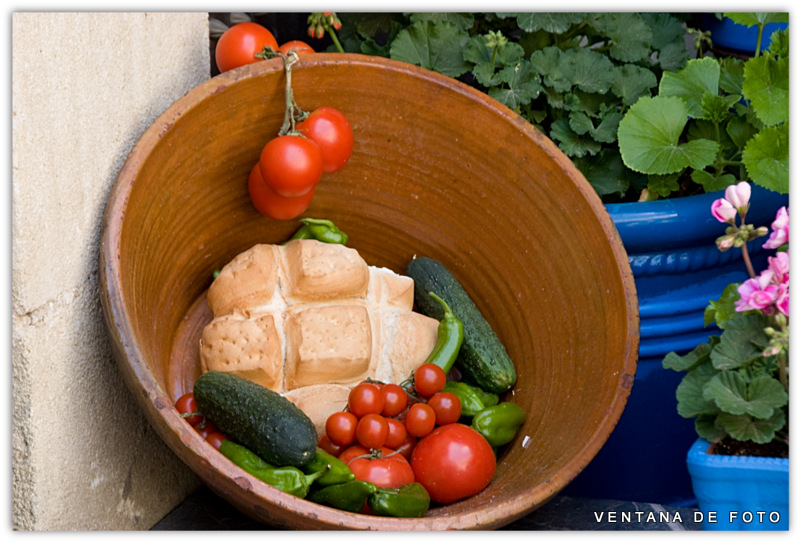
[199,239,440,434]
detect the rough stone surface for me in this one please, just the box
[12,12,211,530]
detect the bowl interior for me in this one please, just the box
[100,54,638,530]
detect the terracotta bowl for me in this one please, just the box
[99,54,638,530]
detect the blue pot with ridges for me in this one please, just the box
[687,438,788,530]
[564,185,788,505]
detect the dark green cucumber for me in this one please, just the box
[193,371,317,468]
[406,257,517,394]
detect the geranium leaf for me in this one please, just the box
[572,150,634,198]
[588,13,652,63]
[675,361,718,418]
[726,116,759,151]
[530,47,572,93]
[710,313,770,370]
[703,372,787,418]
[646,173,681,198]
[719,57,745,95]
[617,95,719,175]
[389,20,471,77]
[611,64,658,106]
[663,341,713,372]
[641,12,686,50]
[742,55,789,127]
[489,61,542,109]
[502,12,584,33]
[695,414,727,443]
[716,409,786,444]
[659,57,720,119]
[743,123,789,193]
[561,48,616,94]
[704,283,741,328]
[549,118,600,158]
[409,12,475,31]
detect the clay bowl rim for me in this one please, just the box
[99,52,639,530]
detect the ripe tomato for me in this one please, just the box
[428,392,462,426]
[348,382,384,418]
[205,432,229,451]
[384,418,408,449]
[215,22,279,73]
[248,163,314,220]
[325,411,359,447]
[356,414,389,449]
[259,135,323,197]
[380,383,408,417]
[175,392,203,426]
[411,424,496,504]
[340,446,415,489]
[278,40,315,56]
[296,107,353,173]
[195,420,220,440]
[318,433,345,457]
[413,363,447,398]
[394,433,418,461]
[405,402,436,438]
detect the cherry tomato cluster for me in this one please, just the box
[174,392,229,450]
[215,22,314,74]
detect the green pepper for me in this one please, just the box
[285,217,349,245]
[308,480,378,513]
[423,292,464,374]
[220,440,324,498]
[302,447,355,487]
[471,402,526,447]
[443,380,499,418]
[367,483,431,518]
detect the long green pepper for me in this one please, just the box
[308,480,378,512]
[367,483,431,518]
[220,440,324,498]
[302,447,355,487]
[471,402,526,447]
[443,380,499,418]
[423,291,464,374]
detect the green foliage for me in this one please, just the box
[340,12,692,201]
[665,299,788,445]
[618,14,789,197]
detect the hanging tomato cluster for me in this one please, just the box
[214,21,353,221]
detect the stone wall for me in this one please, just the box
[12,12,211,530]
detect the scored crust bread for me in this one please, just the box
[199,239,439,434]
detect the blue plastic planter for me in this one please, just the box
[687,438,788,530]
[699,14,788,55]
[564,186,788,505]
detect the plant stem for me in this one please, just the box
[328,26,345,53]
[277,51,307,136]
[741,241,757,278]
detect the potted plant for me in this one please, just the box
[662,182,788,530]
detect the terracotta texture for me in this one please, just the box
[99,54,639,530]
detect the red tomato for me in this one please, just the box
[413,363,447,398]
[296,107,353,173]
[356,414,389,449]
[175,392,203,426]
[428,392,462,425]
[318,433,345,457]
[205,432,229,451]
[411,424,496,504]
[195,420,220,440]
[340,446,415,489]
[405,403,436,438]
[384,418,409,449]
[325,411,359,447]
[394,433,418,461]
[259,135,323,197]
[248,163,314,220]
[381,383,408,417]
[348,382,385,418]
[278,40,315,56]
[215,22,279,73]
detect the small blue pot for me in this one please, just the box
[687,438,789,530]
[699,14,788,55]
[565,186,788,505]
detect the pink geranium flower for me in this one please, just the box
[711,198,737,224]
[736,270,779,312]
[725,182,751,213]
[763,206,789,249]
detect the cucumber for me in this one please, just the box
[193,371,317,468]
[406,257,517,394]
